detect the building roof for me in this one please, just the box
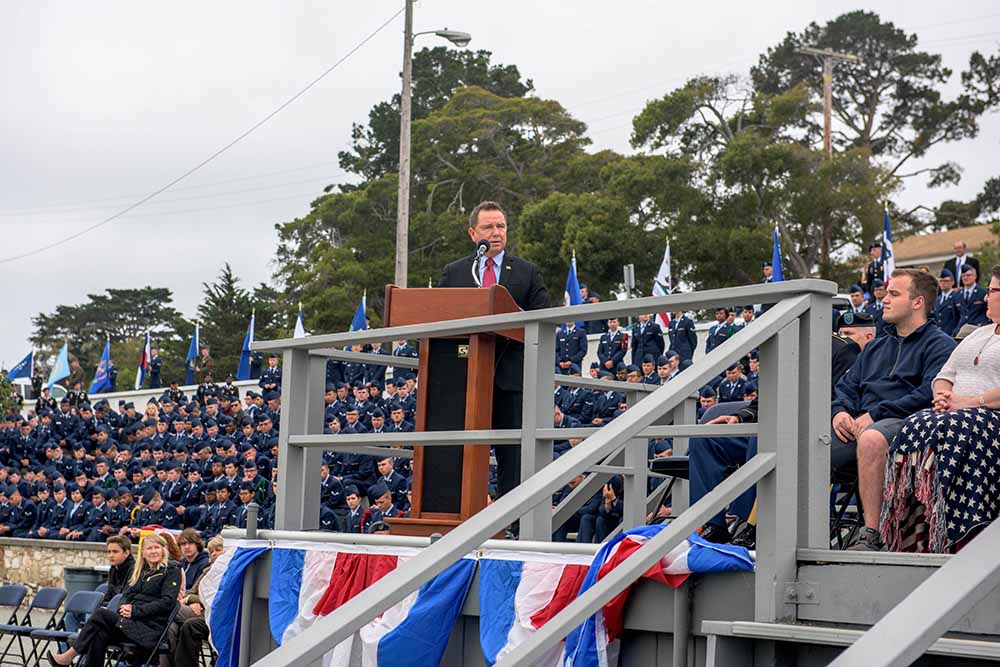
[893,223,997,265]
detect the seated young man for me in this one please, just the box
[832,270,956,550]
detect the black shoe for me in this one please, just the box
[847,527,885,552]
[700,524,732,544]
[731,526,756,549]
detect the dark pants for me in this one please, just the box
[689,436,759,530]
[173,616,209,667]
[492,388,523,498]
[74,607,128,666]
[577,513,616,543]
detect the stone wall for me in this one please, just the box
[0,537,110,592]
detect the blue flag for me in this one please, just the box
[771,226,785,282]
[350,292,367,332]
[89,338,112,394]
[47,343,70,389]
[5,350,33,382]
[882,203,895,281]
[563,252,585,330]
[236,312,255,381]
[185,323,199,386]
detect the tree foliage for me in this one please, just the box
[751,10,998,187]
[338,47,534,181]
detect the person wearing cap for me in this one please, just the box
[933,268,961,336]
[630,313,665,367]
[109,488,134,534]
[624,365,642,383]
[0,486,37,538]
[177,466,206,528]
[640,354,659,385]
[219,374,239,403]
[147,345,163,389]
[161,381,187,408]
[343,486,364,533]
[862,242,885,295]
[589,372,625,426]
[555,319,588,373]
[366,482,401,524]
[196,373,220,407]
[67,488,111,542]
[160,462,189,505]
[140,491,180,531]
[557,377,593,423]
[66,380,89,411]
[956,263,989,332]
[656,354,677,384]
[27,484,53,539]
[259,353,282,395]
[717,364,747,403]
[35,386,57,414]
[36,484,70,540]
[697,386,718,421]
[848,284,866,313]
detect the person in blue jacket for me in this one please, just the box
[831,269,957,550]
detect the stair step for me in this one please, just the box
[797,548,951,567]
[702,621,1000,660]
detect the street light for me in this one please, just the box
[394,0,471,288]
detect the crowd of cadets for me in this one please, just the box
[6,253,986,544]
[0,342,428,541]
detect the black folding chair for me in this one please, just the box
[105,601,180,667]
[199,639,218,667]
[26,590,104,664]
[830,480,864,549]
[0,586,27,626]
[0,586,66,666]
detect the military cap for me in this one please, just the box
[940,268,954,279]
[368,482,390,502]
[238,480,254,492]
[642,354,655,364]
[656,355,671,367]
[837,310,875,330]
[699,386,717,399]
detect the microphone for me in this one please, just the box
[472,239,490,287]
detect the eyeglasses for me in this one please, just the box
[988,288,1000,296]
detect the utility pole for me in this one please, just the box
[798,47,859,159]
[394,0,415,288]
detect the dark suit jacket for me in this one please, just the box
[439,252,550,391]
[951,256,981,282]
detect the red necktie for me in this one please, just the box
[482,256,497,288]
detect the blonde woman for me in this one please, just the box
[48,533,181,666]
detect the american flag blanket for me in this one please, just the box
[881,408,1000,553]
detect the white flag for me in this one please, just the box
[652,243,672,329]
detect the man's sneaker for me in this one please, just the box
[731,526,756,549]
[847,527,885,552]
[700,524,732,544]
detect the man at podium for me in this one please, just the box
[439,200,550,499]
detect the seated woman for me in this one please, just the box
[881,266,1000,553]
[48,532,181,666]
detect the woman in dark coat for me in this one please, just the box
[48,532,181,666]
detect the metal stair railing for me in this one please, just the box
[250,280,834,667]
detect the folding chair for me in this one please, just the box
[0,586,27,626]
[199,639,218,667]
[0,586,66,666]
[105,601,180,667]
[830,480,864,549]
[26,590,104,664]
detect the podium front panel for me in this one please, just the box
[419,338,468,514]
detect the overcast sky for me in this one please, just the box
[3,0,999,367]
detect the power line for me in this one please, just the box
[0,7,403,265]
[0,160,350,215]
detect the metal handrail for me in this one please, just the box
[252,280,835,352]
[250,292,818,667]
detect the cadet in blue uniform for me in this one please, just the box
[705,308,736,353]
[149,346,163,389]
[344,486,364,533]
[0,486,36,538]
[956,263,989,331]
[640,355,659,385]
[668,311,698,364]
[696,386,718,421]
[589,372,625,426]
[933,268,961,336]
[374,457,408,509]
[865,280,887,335]
[555,322,587,372]
[259,354,282,393]
[630,314,665,365]
[717,364,747,403]
[597,319,628,371]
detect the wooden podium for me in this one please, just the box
[382,284,522,537]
